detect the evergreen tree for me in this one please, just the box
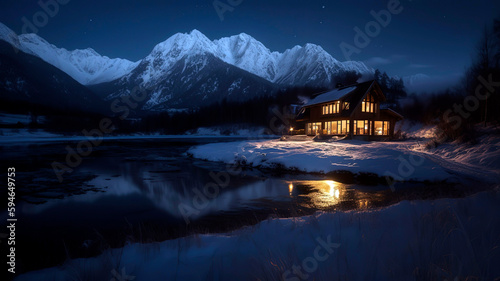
[373,69,381,83]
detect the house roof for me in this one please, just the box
[380,108,404,120]
[303,80,378,110]
[301,80,381,118]
[303,86,357,107]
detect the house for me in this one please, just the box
[294,80,403,140]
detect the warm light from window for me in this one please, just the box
[288,183,294,195]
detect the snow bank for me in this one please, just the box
[428,133,500,171]
[396,121,437,139]
[188,139,451,182]
[15,189,500,280]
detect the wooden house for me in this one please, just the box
[295,80,403,140]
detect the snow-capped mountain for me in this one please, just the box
[91,29,372,110]
[1,23,372,90]
[0,22,139,85]
[0,22,374,110]
[136,29,372,88]
[94,50,277,111]
[0,40,107,114]
[18,34,139,85]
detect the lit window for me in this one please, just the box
[322,101,341,115]
[361,94,376,113]
[354,120,370,135]
[374,121,390,135]
[306,122,322,135]
[383,121,389,135]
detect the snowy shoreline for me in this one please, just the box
[188,138,500,184]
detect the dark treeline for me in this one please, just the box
[373,69,406,106]
[401,17,500,142]
[116,86,327,135]
[0,98,108,133]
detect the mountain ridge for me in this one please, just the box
[0,22,373,88]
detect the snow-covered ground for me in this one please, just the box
[187,140,461,182]
[188,126,500,183]
[15,188,500,281]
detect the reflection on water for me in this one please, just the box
[286,180,388,210]
[291,180,343,208]
[14,142,392,244]
[21,162,389,219]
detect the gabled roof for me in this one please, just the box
[303,86,357,107]
[303,80,380,107]
[301,80,386,117]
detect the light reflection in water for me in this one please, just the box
[286,180,377,209]
[325,180,340,199]
[358,199,369,209]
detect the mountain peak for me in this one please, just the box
[151,29,214,57]
[0,21,372,88]
[188,29,208,39]
[304,43,325,52]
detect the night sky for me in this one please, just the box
[1,0,499,86]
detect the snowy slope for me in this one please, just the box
[17,34,139,85]
[0,22,21,49]
[188,139,452,182]
[142,30,373,87]
[0,22,139,85]
[1,21,372,88]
